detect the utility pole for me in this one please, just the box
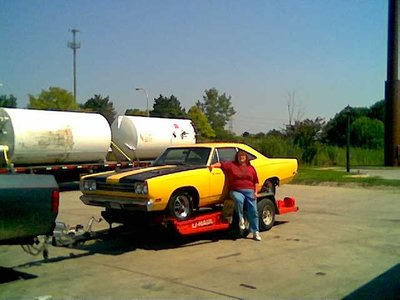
[68,28,81,104]
[385,0,400,166]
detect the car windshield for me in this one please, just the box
[153,147,211,166]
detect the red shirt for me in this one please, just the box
[220,161,259,191]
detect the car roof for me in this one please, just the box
[164,142,265,159]
[167,142,248,148]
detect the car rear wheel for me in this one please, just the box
[168,191,193,221]
[258,198,275,231]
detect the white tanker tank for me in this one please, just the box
[0,108,111,165]
[111,115,196,161]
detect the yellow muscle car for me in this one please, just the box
[80,143,297,223]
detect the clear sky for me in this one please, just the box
[0,0,388,134]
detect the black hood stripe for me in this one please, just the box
[119,165,205,183]
[88,167,147,183]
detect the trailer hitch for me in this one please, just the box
[52,216,102,247]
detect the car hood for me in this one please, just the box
[88,165,204,184]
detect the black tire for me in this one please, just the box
[168,191,193,221]
[257,198,275,231]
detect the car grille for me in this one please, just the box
[96,182,136,193]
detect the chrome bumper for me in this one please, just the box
[80,195,154,212]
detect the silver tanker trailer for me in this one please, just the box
[0,108,196,181]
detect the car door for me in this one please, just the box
[206,147,238,204]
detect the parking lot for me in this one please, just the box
[1,184,399,299]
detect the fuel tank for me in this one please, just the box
[0,108,111,165]
[111,115,196,160]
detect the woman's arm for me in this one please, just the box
[208,162,221,170]
[254,183,260,198]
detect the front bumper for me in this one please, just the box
[80,194,154,212]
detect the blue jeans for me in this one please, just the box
[230,189,259,233]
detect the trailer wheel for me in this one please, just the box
[258,199,275,231]
[168,191,193,221]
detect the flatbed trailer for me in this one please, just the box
[170,196,298,236]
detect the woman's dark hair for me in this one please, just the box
[234,150,251,165]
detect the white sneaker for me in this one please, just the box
[253,231,261,241]
[239,218,246,230]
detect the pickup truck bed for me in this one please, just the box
[0,174,59,245]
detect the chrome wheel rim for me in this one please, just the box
[173,195,190,218]
[262,208,273,225]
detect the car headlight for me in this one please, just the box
[81,180,97,191]
[134,182,148,195]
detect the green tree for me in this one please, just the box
[286,117,325,148]
[285,117,325,164]
[125,108,147,116]
[187,105,215,139]
[242,131,251,138]
[266,129,285,138]
[0,94,17,108]
[368,99,385,122]
[351,116,384,149]
[323,106,357,147]
[151,95,187,118]
[322,102,383,148]
[196,88,236,136]
[28,87,79,110]
[81,94,117,124]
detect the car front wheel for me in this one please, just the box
[168,191,193,221]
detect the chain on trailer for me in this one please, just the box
[20,236,52,261]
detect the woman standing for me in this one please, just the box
[212,150,261,241]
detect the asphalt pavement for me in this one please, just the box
[0,182,399,299]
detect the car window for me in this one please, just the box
[238,148,256,161]
[186,148,211,165]
[216,148,237,162]
[153,147,211,166]
[161,149,187,165]
[214,147,256,163]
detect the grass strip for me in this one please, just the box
[292,167,400,188]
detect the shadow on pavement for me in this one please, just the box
[0,267,38,284]
[3,221,291,283]
[68,225,230,254]
[51,218,292,255]
[342,263,400,300]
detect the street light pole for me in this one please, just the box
[345,105,351,173]
[135,87,149,117]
